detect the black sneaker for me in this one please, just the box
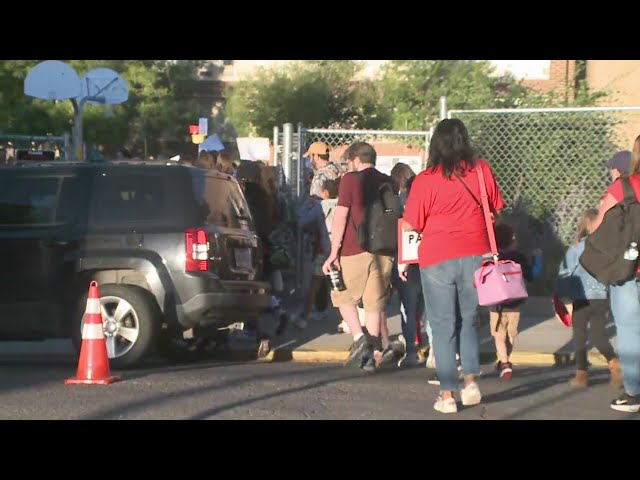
[344,335,370,369]
[375,347,397,369]
[428,373,440,385]
[498,361,513,380]
[610,392,640,413]
[361,351,377,373]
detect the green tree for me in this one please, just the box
[378,60,531,130]
[0,60,204,154]
[225,60,389,137]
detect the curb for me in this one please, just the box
[217,347,612,367]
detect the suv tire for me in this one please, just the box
[71,284,160,369]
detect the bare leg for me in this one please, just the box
[494,333,509,364]
[338,304,364,339]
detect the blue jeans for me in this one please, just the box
[420,255,482,391]
[393,263,424,353]
[610,278,640,396]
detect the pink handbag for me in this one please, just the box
[473,166,528,307]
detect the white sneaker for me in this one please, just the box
[434,395,458,414]
[337,320,350,334]
[294,316,308,329]
[460,381,482,406]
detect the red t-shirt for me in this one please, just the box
[606,174,640,202]
[337,167,392,257]
[403,159,504,268]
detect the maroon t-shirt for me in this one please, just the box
[337,167,392,257]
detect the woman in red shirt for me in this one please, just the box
[404,119,504,414]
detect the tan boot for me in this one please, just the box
[569,370,588,388]
[608,358,623,389]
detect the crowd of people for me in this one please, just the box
[292,119,640,415]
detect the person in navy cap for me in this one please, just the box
[605,150,632,182]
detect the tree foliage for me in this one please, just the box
[225,60,389,137]
[0,60,203,154]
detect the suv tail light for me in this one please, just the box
[185,228,209,272]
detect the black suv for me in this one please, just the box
[0,161,270,368]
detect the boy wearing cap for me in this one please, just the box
[294,143,341,328]
[606,150,631,182]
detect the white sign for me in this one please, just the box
[199,117,208,136]
[376,155,423,176]
[398,219,421,265]
[237,137,271,161]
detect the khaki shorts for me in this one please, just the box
[490,310,520,340]
[330,252,393,313]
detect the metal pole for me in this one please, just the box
[63,132,71,161]
[272,126,279,167]
[439,96,447,121]
[295,123,304,198]
[282,123,293,186]
[295,123,305,292]
[71,98,86,162]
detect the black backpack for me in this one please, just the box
[579,176,640,285]
[355,174,402,256]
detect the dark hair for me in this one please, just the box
[317,153,330,161]
[345,141,376,166]
[390,162,415,193]
[495,223,515,250]
[427,118,475,178]
[322,178,340,199]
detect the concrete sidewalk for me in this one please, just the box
[233,296,618,367]
[0,297,616,368]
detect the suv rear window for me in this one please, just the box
[191,173,252,229]
[0,175,79,226]
[91,174,165,225]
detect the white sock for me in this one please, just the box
[353,332,364,342]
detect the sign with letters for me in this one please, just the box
[397,218,422,265]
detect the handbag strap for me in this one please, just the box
[453,171,481,210]
[475,164,499,259]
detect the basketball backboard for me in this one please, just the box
[80,67,128,105]
[24,60,81,100]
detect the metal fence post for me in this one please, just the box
[295,123,306,292]
[272,126,280,168]
[439,96,447,121]
[282,123,293,186]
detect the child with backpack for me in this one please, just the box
[295,178,339,329]
[490,223,543,379]
[556,208,622,389]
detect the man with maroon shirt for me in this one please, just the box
[322,142,394,372]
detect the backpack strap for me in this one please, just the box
[621,176,638,206]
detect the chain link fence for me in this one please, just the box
[301,128,431,178]
[449,106,640,291]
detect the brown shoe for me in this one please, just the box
[608,358,623,389]
[569,370,588,388]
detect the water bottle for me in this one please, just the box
[328,265,346,292]
[624,242,639,261]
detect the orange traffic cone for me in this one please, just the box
[65,281,121,385]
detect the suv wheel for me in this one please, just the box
[72,284,160,369]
